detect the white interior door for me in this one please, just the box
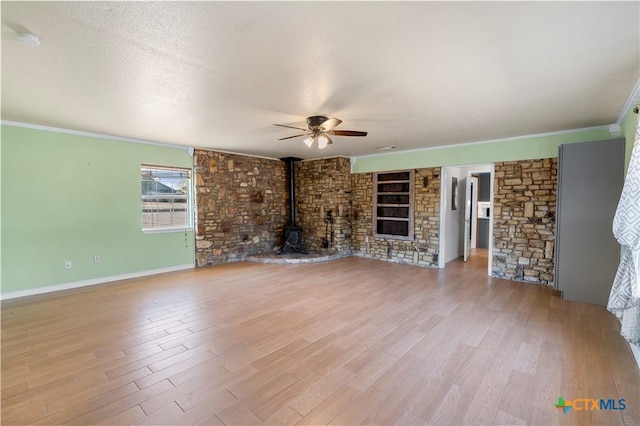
[463,170,472,262]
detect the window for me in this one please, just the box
[141,165,192,232]
[373,170,414,240]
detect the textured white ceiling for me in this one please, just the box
[2,1,638,160]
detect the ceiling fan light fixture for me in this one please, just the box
[317,135,332,149]
[303,136,315,148]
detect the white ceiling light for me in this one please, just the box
[303,136,315,148]
[18,32,40,46]
[317,135,332,149]
[300,134,333,149]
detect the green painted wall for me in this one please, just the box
[1,125,195,294]
[351,127,616,173]
[2,108,636,295]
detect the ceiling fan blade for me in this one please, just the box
[321,117,342,131]
[273,123,308,132]
[330,130,368,137]
[278,133,309,140]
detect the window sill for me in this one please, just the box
[142,227,193,235]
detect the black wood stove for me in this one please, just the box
[280,157,306,254]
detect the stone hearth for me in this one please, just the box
[245,252,347,264]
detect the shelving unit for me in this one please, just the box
[373,170,414,240]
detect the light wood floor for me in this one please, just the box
[2,256,639,425]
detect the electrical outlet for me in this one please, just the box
[65,261,72,269]
[94,255,100,263]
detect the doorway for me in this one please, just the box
[438,164,494,275]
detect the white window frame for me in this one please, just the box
[141,164,193,234]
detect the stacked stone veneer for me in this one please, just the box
[351,168,440,267]
[192,148,558,280]
[194,150,288,266]
[492,158,557,285]
[295,157,352,254]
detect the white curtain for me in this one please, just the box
[607,111,640,345]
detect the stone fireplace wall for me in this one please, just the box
[351,167,440,267]
[492,158,557,285]
[295,157,352,254]
[194,150,288,266]
[192,149,557,279]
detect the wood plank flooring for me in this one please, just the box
[2,254,639,425]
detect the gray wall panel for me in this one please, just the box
[555,139,624,306]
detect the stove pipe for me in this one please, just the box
[281,157,302,225]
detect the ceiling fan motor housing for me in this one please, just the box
[307,115,331,132]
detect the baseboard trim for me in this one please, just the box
[0,264,194,301]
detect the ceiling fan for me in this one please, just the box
[274,115,367,149]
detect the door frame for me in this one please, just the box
[470,176,479,250]
[439,163,494,276]
[463,169,472,262]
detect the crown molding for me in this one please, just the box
[1,120,190,151]
[0,120,290,162]
[352,124,611,161]
[617,78,640,125]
